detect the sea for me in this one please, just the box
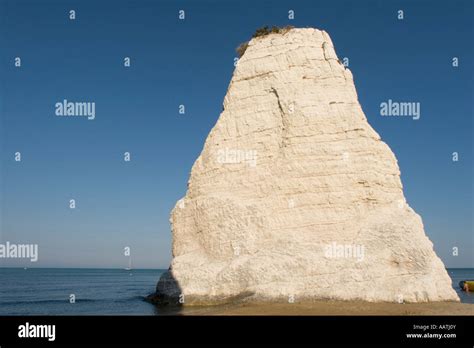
[0,268,472,315]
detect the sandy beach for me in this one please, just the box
[175,301,474,316]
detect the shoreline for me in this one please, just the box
[164,300,474,316]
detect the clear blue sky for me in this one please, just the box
[0,0,472,268]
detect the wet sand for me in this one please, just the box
[177,301,474,316]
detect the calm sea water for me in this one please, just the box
[446,268,474,304]
[0,268,166,315]
[0,268,472,315]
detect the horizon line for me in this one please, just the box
[0,266,167,270]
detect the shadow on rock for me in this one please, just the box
[145,269,183,314]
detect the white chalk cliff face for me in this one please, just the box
[156,28,458,304]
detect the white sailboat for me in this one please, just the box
[125,255,132,271]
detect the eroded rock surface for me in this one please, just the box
[155,28,458,305]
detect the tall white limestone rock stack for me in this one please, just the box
[155,28,458,304]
